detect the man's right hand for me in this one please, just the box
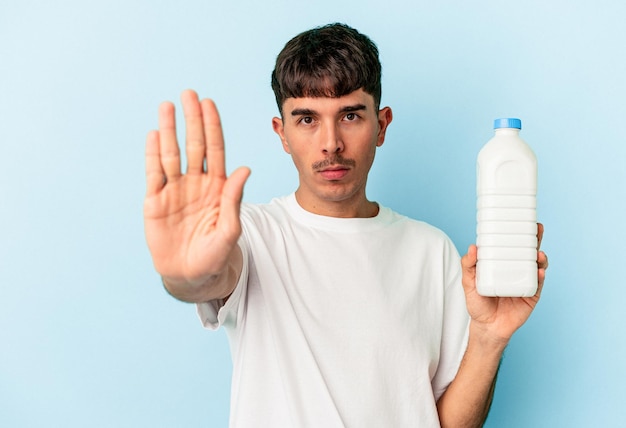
[144,90,250,302]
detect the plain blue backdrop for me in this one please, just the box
[1,1,625,426]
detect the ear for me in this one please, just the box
[376,107,393,147]
[272,116,291,154]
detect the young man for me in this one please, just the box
[144,23,548,427]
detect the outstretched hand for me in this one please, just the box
[460,223,548,344]
[144,90,250,291]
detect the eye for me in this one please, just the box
[344,112,358,121]
[298,116,314,125]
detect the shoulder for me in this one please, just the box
[382,207,461,261]
[239,195,295,237]
[384,207,451,241]
[241,195,291,220]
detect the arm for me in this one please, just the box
[144,90,250,303]
[437,224,548,427]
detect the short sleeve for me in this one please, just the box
[196,238,250,331]
[431,239,470,400]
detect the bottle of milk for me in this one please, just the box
[476,118,538,297]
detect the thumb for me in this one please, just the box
[461,244,477,271]
[217,166,251,239]
[461,244,478,292]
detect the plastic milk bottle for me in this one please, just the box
[476,118,538,297]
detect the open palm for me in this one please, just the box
[144,90,250,292]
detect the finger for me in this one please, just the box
[200,98,226,178]
[537,250,548,270]
[537,222,544,250]
[536,265,546,298]
[145,130,165,196]
[534,250,548,298]
[181,90,206,175]
[158,101,181,179]
[216,167,251,240]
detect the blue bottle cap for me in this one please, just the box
[494,118,522,129]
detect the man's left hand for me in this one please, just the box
[460,223,549,344]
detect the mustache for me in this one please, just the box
[312,154,356,171]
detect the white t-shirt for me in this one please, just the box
[198,194,469,427]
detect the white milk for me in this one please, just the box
[476,118,538,297]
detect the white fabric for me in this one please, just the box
[197,194,469,428]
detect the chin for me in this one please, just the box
[317,184,362,203]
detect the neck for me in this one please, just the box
[294,190,379,218]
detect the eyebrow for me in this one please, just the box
[290,104,368,117]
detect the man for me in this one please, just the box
[144,23,548,427]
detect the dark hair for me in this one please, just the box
[271,23,382,115]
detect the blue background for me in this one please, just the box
[1,1,625,426]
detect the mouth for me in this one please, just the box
[318,166,350,180]
[313,155,356,181]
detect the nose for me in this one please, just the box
[321,122,344,154]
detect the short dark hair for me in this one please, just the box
[271,23,382,115]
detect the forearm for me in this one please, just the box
[162,245,243,303]
[436,322,507,428]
